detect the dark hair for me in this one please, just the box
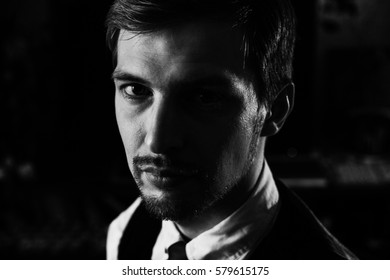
[106,0,296,107]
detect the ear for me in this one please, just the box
[261,82,295,137]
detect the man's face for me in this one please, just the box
[113,22,267,221]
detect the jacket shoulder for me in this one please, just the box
[106,197,142,259]
[116,199,162,260]
[251,180,357,260]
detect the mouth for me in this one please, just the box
[141,166,198,176]
[139,166,199,190]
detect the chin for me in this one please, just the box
[139,187,216,222]
[141,193,194,221]
[134,170,236,221]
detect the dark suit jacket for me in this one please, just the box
[117,180,357,260]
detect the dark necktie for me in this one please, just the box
[167,241,188,260]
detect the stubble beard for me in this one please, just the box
[132,117,263,222]
[133,170,227,222]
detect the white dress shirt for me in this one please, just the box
[106,160,279,260]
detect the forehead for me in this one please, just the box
[115,22,248,80]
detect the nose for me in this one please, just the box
[144,97,184,154]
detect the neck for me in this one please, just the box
[175,147,265,240]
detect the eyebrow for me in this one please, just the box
[112,69,234,88]
[184,76,232,87]
[111,70,149,85]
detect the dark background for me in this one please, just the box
[1,0,389,259]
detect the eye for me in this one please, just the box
[192,88,226,109]
[198,90,223,105]
[121,83,153,100]
[189,87,237,113]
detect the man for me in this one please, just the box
[105,0,357,259]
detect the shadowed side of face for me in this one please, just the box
[113,22,268,221]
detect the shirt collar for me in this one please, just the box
[151,160,279,260]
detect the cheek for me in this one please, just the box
[216,105,265,178]
[115,98,144,161]
[197,116,252,175]
[224,121,253,170]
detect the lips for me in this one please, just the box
[139,166,199,190]
[141,166,198,176]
